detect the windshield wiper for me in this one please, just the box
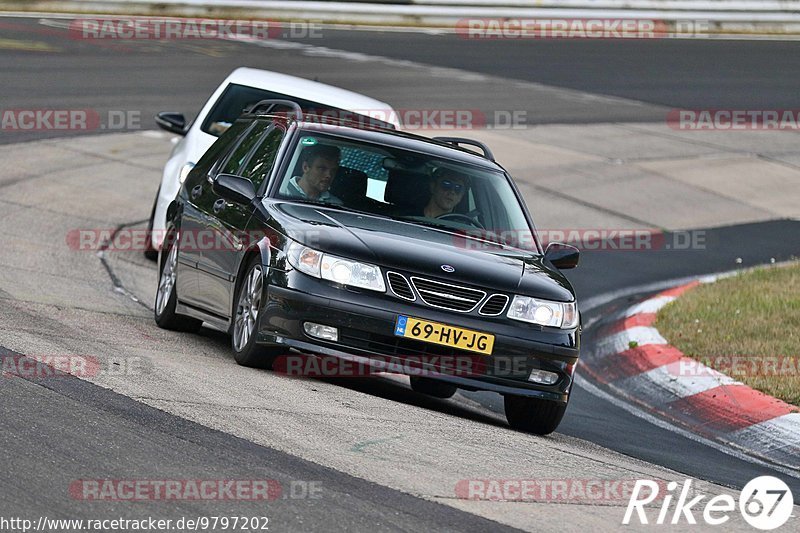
[395,217,456,231]
[314,203,395,220]
[281,197,394,220]
[398,217,543,252]
[394,217,509,247]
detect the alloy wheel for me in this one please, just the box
[155,243,178,316]
[233,265,263,351]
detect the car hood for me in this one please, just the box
[267,202,575,302]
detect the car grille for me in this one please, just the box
[479,294,509,316]
[386,272,415,300]
[410,277,486,312]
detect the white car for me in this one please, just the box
[146,67,400,258]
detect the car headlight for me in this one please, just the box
[507,295,578,329]
[286,242,385,293]
[178,162,195,184]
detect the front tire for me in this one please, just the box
[143,187,160,261]
[504,395,567,435]
[231,257,279,369]
[154,232,202,332]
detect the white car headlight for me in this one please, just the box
[287,242,385,293]
[507,295,578,329]
[178,162,195,184]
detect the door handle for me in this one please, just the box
[213,198,228,214]
[191,185,203,199]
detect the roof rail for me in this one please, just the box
[245,99,304,119]
[432,137,494,161]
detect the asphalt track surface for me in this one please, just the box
[1,14,800,528]
[0,346,519,532]
[290,31,800,111]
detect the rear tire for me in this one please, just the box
[231,256,279,369]
[154,231,202,332]
[409,376,457,399]
[504,395,567,435]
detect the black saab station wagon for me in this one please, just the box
[155,100,581,435]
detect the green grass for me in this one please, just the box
[656,263,800,407]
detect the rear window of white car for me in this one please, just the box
[201,83,393,137]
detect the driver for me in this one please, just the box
[286,144,343,204]
[420,168,468,218]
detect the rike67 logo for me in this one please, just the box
[624,476,794,530]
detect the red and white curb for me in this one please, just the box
[582,278,800,471]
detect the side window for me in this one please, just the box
[242,126,285,191]
[220,120,271,176]
[185,120,250,190]
[366,176,388,203]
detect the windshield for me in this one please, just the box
[272,130,538,252]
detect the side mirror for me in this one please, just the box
[213,173,256,205]
[155,112,187,135]
[544,242,580,270]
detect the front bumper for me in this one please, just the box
[259,274,579,403]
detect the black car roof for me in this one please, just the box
[243,112,505,172]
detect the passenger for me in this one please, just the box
[286,144,343,204]
[417,168,468,218]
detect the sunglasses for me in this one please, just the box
[438,179,465,193]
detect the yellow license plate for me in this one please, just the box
[394,315,494,355]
